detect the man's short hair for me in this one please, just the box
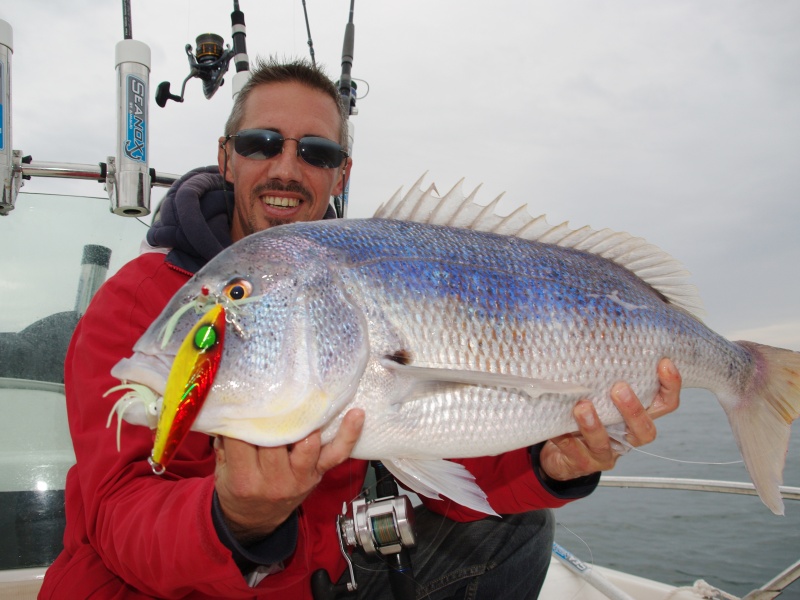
[224,57,348,153]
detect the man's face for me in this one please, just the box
[219,81,350,242]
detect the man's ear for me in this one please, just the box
[334,157,353,196]
[217,137,234,183]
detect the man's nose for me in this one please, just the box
[267,138,304,181]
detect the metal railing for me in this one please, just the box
[19,159,179,188]
[599,475,800,501]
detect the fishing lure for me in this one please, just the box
[148,303,226,474]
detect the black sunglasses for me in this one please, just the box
[226,128,348,169]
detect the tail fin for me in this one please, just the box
[725,341,800,515]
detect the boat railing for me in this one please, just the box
[599,475,800,501]
[19,159,180,189]
[0,378,65,394]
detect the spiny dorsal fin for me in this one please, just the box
[373,177,705,319]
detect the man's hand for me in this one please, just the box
[539,358,681,482]
[213,408,365,544]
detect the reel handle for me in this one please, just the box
[310,569,356,600]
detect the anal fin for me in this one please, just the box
[381,457,499,517]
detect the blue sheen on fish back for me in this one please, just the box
[280,219,673,324]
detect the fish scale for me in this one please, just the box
[110,180,800,516]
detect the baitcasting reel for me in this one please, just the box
[339,495,416,558]
[311,462,417,600]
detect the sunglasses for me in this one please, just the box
[226,129,348,169]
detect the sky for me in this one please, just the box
[1,0,799,349]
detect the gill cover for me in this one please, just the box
[150,305,226,474]
[191,255,370,446]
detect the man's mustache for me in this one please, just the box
[251,180,313,204]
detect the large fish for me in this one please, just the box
[109,177,800,516]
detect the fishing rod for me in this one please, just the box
[301,0,317,68]
[552,543,638,600]
[332,0,358,218]
[230,0,250,85]
[301,0,358,219]
[122,0,132,39]
[338,0,356,117]
[308,5,417,597]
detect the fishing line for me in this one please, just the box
[628,446,743,466]
[610,432,744,467]
[555,522,597,600]
[556,522,594,565]
[610,430,744,465]
[352,77,370,99]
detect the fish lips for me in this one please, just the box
[110,352,172,425]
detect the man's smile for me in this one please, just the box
[261,195,300,208]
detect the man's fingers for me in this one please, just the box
[573,401,612,456]
[317,409,365,474]
[648,358,681,418]
[217,436,261,468]
[213,435,226,466]
[215,408,365,495]
[611,382,656,447]
[218,436,298,488]
[282,430,322,473]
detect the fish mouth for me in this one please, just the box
[111,351,173,398]
[261,195,301,209]
[106,352,172,430]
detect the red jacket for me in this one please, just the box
[41,230,591,598]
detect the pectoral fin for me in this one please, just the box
[379,358,591,402]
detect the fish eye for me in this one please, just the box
[223,278,252,301]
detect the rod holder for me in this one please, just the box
[0,19,19,216]
[110,38,151,217]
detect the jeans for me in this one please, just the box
[343,506,555,600]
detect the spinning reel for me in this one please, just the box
[155,1,248,107]
[155,34,233,106]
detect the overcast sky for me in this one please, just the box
[2,1,799,349]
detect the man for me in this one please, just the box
[40,58,680,599]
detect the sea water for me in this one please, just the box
[554,388,800,599]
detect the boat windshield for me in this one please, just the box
[0,191,148,570]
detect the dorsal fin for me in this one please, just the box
[374,177,705,319]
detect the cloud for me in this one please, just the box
[725,321,800,352]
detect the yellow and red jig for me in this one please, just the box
[149,303,226,474]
